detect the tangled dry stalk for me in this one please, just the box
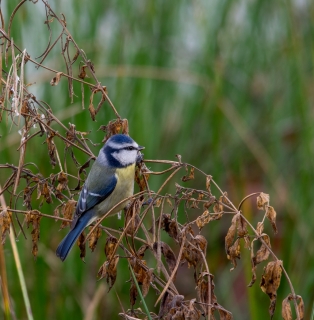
[0,1,304,319]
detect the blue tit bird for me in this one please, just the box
[56,134,144,261]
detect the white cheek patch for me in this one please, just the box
[112,150,137,166]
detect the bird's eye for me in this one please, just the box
[126,146,135,151]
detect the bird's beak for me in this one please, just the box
[138,145,145,151]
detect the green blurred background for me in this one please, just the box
[1,0,313,319]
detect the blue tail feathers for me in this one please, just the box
[56,211,93,261]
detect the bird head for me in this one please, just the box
[98,134,144,168]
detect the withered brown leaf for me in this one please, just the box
[142,268,153,297]
[227,238,241,271]
[105,236,118,260]
[88,226,102,252]
[98,255,119,291]
[130,283,138,307]
[78,65,87,79]
[0,208,12,244]
[213,201,223,214]
[88,103,96,121]
[26,210,42,258]
[60,200,76,229]
[153,242,177,278]
[182,167,195,182]
[37,181,52,204]
[248,234,271,287]
[282,295,292,320]
[50,72,62,86]
[156,214,179,241]
[56,171,68,193]
[217,307,233,320]
[225,214,238,255]
[196,210,223,230]
[266,206,278,234]
[46,132,57,168]
[206,175,211,193]
[260,260,283,319]
[257,192,270,210]
[296,295,304,320]
[77,232,86,261]
[256,221,264,235]
[125,199,141,236]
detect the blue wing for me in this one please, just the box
[56,164,117,261]
[73,172,117,227]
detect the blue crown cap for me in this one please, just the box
[107,134,134,144]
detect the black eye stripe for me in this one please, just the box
[123,146,136,151]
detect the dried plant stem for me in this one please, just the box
[154,232,186,307]
[239,213,300,320]
[128,261,153,320]
[0,187,33,320]
[0,229,11,319]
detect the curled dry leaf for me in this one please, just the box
[237,215,250,249]
[153,242,177,278]
[225,214,238,256]
[221,192,229,204]
[248,234,271,287]
[182,167,195,182]
[166,198,173,207]
[56,171,68,193]
[0,208,12,244]
[134,166,149,192]
[217,307,233,320]
[282,294,304,320]
[196,210,223,230]
[282,295,292,320]
[186,299,201,320]
[260,260,283,319]
[227,238,241,271]
[137,244,149,259]
[50,72,62,86]
[88,103,96,121]
[156,214,179,241]
[88,226,102,252]
[46,132,57,167]
[60,199,76,229]
[196,272,217,314]
[142,268,154,297]
[65,123,76,147]
[98,255,119,291]
[194,235,207,253]
[125,199,141,236]
[77,232,86,261]
[105,236,118,260]
[213,200,224,214]
[26,210,42,258]
[129,258,152,301]
[203,196,216,210]
[183,236,208,269]
[37,181,52,204]
[257,192,270,210]
[78,65,87,79]
[130,283,138,307]
[266,206,278,234]
[206,175,211,193]
[23,186,32,209]
[256,221,264,235]
[100,118,129,137]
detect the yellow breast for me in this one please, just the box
[95,164,136,217]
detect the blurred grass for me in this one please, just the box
[1,0,314,319]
